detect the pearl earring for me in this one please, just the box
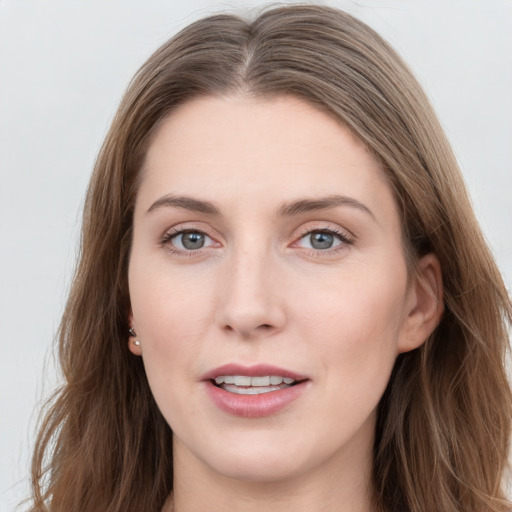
[128,327,141,347]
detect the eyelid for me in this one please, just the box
[169,231,215,250]
[295,223,354,242]
[160,224,222,255]
[161,222,217,241]
[291,224,355,253]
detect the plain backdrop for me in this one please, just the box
[1,1,511,510]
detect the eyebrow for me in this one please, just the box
[278,195,375,219]
[147,195,221,215]
[147,193,374,219]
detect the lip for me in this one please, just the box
[202,364,309,418]
[201,363,308,381]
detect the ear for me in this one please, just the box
[128,311,142,356]
[398,253,444,354]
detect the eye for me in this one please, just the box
[163,230,216,251]
[295,228,352,251]
[304,231,339,250]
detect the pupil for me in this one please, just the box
[310,232,333,250]
[182,232,204,250]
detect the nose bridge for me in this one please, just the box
[217,234,285,337]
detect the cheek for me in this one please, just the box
[128,255,215,392]
[129,251,213,334]
[293,263,407,387]
[128,264,208,424]
[300,264,406,337]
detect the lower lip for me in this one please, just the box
[204,380,308,418]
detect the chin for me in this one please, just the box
[186,433,311,483]
[209,454,305,484]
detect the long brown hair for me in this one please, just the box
[29,5,511,512]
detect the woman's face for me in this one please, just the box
[128,95,438,484]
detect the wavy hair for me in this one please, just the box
[29,5,511,512]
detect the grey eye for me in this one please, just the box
[175,232,207,250]
[309,232,335,249]
[296,230,344,251]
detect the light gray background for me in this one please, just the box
[1,1,511,510]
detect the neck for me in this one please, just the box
[166,424,376,512]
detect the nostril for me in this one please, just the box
[223,322,274,336]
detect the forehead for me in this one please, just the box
[138,94,397,221]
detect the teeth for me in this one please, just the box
[222,384,282,395]
[234,375,251,386]
[270,376,282,385]
[214,375,297,386]
[251,376,270,386]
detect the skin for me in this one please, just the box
[128,95,443,512]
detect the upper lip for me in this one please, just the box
[201,363,308,382]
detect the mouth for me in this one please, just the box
[212,375,300,395]
[202,364,309,417]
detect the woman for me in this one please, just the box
[29,5,511,512]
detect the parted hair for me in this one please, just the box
[29,5,511,512]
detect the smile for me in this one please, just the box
[203,365,309,417]
[213,375,297,395]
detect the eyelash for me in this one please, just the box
[160,225,354,257]
[294,226,354,256]
[160,227,214,258]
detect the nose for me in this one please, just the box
[216,245,286,339]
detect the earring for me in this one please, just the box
[128,327,141,347]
